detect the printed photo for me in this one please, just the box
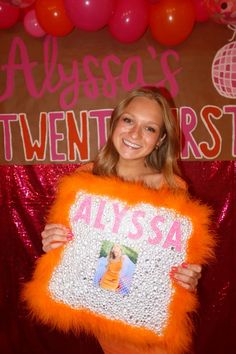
[93,241,138,295]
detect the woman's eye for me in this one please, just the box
[123,117,132,124]
[146,126,156,133]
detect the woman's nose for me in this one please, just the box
[129,124,141,139]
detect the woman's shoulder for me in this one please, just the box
[142,173,164,190]
[172,175,188,190]
[144,172,188,191]
[75,162,94,173]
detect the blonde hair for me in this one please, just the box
[108,244,122,260]
[93,87,181,188]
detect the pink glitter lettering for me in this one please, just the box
[112,203,129,234]
[128,210,145,240]
[93,199,106,230]
[148,215,165,245]
[163,221,182,252]
[74,196,92,225]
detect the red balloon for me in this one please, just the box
[1,0,35,7]
[193,0,209,22]
[149,0,195,46]
[109,0,149,43]
[0,1,20,29]
[35,0,74,37]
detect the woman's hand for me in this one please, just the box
[170,263,202,292]
[41,224,73,253]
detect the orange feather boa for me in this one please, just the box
[22,172,215,354]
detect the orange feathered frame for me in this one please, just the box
[23,172,215,354]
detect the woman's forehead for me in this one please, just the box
[122,96,164,125]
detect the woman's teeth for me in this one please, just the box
[123,139,141,149]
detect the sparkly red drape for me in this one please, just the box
[0,162,235,354]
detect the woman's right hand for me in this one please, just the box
[41,224,73,253]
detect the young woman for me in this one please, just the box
[99,244,124,291]
[41,87,202,353]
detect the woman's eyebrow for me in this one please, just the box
[122,112,161,126]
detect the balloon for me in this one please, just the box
[149,0,195,46]
[23,9,46,37]
[0,1,20,29]
[205,0,236,25]
[108,0,149,43]
[193,0,209,22]
[64,0,115,31]
[18,2,35,21]
[35,0,74,37]
[1,0,35,7]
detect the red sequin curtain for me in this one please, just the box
[0,162,235,354]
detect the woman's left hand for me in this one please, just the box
[170,263,202,292]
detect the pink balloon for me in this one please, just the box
[4,0,35,7]
[193,0,209,22]
[64,0,115,31]
[108,0,149,43]
[23,9,46,37]
[0,1,20,29]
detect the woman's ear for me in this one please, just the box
[156,133,166,149]
[159,133,166,144]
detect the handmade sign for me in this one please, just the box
[23,172,214,354]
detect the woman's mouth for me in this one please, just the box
[122,138,141,149]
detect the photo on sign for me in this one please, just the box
[93,240,138,295]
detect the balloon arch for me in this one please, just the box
[0,0,236,45]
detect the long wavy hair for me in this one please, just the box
[92,87,181,188]
[108,244,122,261]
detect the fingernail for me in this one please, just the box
[181,262,188,268]
[171,266,178,272]
[67,231,74,240]
[169,271,174,278]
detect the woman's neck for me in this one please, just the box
[116,159,164,189]
[116,159,154,181]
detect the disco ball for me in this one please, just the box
[212,41,236,99]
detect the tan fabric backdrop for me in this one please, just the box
[0,21,235,164]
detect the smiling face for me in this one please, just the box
[112,96,164,166]
[111,245,122,259]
